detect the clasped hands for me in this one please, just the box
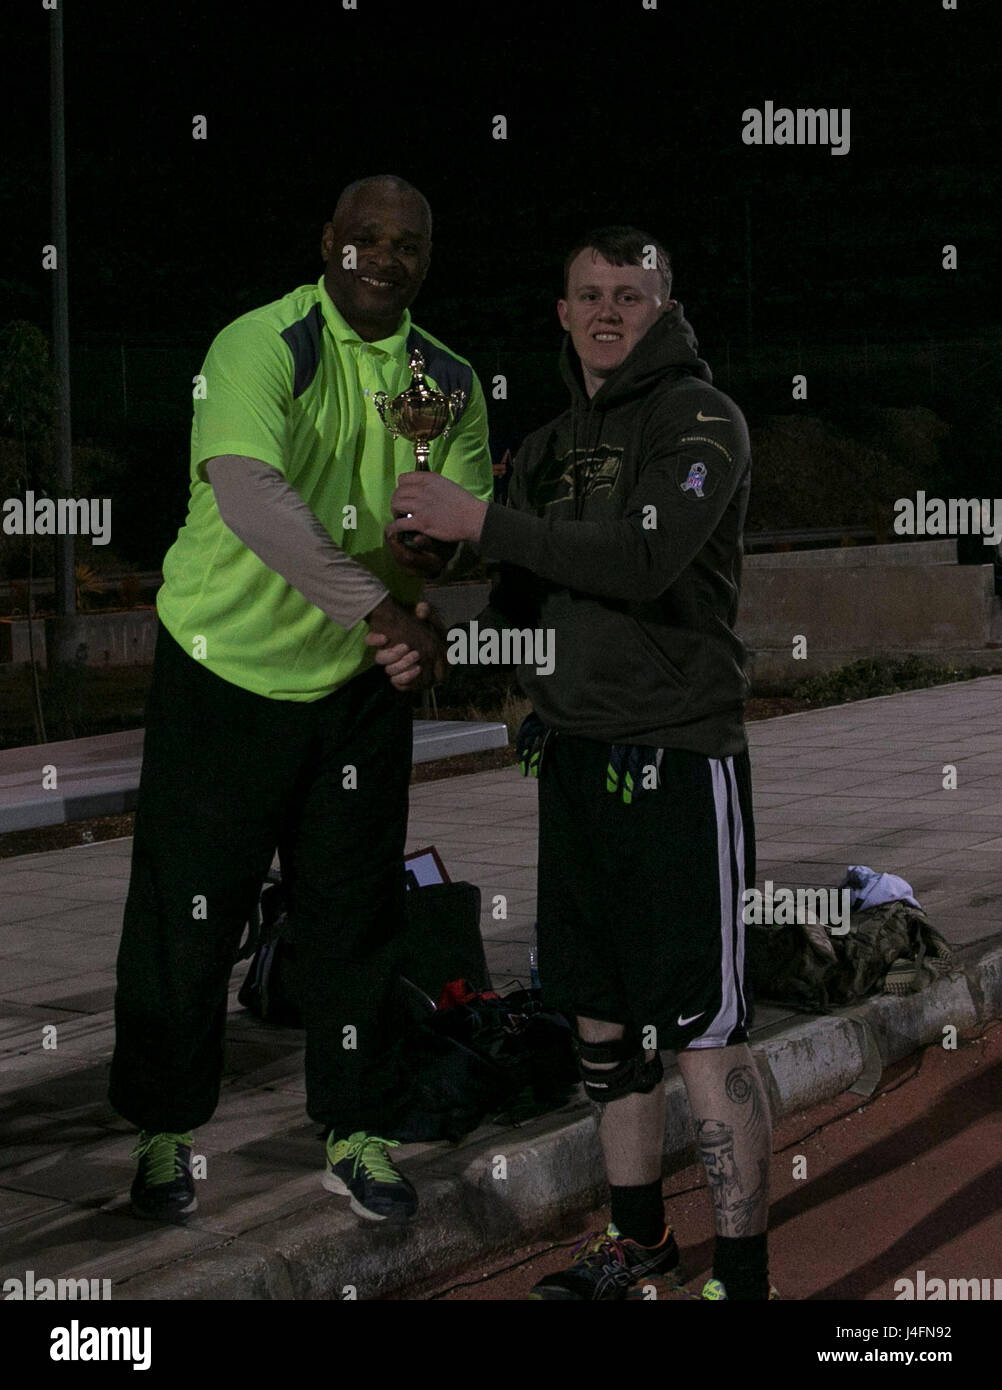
[366,473,488,691]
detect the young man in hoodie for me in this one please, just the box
[375,227,774,1300]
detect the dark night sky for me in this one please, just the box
[5,0,997,336]
[2,0,998,500]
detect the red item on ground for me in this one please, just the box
[437,979,501,1011]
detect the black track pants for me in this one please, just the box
[108,621,412,1136]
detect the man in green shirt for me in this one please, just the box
[110,175,492,1225]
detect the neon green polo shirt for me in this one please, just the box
[157,276,492,700]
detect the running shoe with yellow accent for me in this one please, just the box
[528,1222,683,1300]
[323,1130,417,1222]
[702,1277,781,1300]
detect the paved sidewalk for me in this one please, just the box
[1,678,1001,1299]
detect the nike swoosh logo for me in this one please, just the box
[696,411,729,422]
[677,1012,704,1027]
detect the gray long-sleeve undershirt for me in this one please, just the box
[206,455,389,630]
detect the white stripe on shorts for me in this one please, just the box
[687,755,747,1049]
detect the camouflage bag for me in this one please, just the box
[747,900,956,1014]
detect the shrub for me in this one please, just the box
[746,408,947,538]
[792,655,982,707]
[74,562,103,611]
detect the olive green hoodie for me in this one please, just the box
[476,302,751,757]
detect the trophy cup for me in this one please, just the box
[374,349,466,548]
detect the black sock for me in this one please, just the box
[713,1233,769,1300]
[610,1179,666,1247]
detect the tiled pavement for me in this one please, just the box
[1,677,1000,1294]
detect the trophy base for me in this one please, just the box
[397,534,457,560]
[390,520,456,562]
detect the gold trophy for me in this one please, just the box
[374,348,466,548]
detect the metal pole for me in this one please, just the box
[50,1,74,619]
[47,0,82,738]
[743,195,753,359]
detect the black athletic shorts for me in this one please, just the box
[536,733,755,1052]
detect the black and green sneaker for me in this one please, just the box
[322,1131,417,1222]
[528,1222,684,1300]
[129,1131,197,1221]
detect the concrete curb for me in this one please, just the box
[103,941,1002,1301]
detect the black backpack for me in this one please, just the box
[236,878,579,1142]
[236,878,491,1027]
[381,984,579,1144]
[236,881,301,1026]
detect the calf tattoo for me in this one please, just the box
[724,1063,768,1136]
[698,1119,768,1237]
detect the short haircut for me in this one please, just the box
[332,175,432,236]
[563,226,672,301]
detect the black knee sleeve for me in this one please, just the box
[574,1031,664,1104]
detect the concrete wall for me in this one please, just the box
[741,564,1002,688]
[0,609,158,669]
[745,538,960,568]
[741,563,997,652]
